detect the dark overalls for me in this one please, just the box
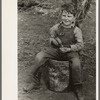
[31,24,82,86]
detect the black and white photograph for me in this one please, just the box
[18,0,97,100]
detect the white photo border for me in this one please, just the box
[2,0,98,100]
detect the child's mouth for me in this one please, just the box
[63,20,70,23]
[65,20,70,22]
[62,21,72,26]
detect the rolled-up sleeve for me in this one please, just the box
[70,27,84,51]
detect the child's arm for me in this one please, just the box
[49,24,62,48]
[70,27,84,51]
[59,27,84,53]
[50,38,60,48]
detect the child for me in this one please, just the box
[24,3,84,100]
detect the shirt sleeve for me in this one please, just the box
[70,27,84,51]
[50,24,59,38]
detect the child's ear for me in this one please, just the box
[74,16,76,19]
[72,17,76,22]
[74,16,76,21]
[72,17,76,25]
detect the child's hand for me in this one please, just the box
[50,38,61,47]
[59,47,71,53]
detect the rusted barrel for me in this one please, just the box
[44,60,69,92]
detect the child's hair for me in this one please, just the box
[61,3,76,16]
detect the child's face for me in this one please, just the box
[61,11,76,26]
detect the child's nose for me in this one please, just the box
[65,17,69,21]
[65,16,68,20]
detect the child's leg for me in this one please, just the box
[62,51,83,100]
[31,49,61,76]
[24,49,61,92]
[69,57,82,85]
[69,56,83,100]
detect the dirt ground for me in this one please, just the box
[18,2,96,100]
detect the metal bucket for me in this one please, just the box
[45,60,69,92]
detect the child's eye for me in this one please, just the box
[68,16,72,17]
[62,15,66,17]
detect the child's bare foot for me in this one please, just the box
[74,85,84,100]
[23,75,40,92]
[23,82,40,92]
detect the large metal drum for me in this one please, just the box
[44,60,69,92]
